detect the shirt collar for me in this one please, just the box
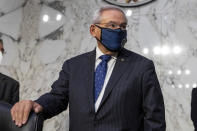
[96,47,118,61]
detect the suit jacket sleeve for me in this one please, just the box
[142,60,166,131]
[35,61,70,119]
[191,88,197,131]
[11,81,19,105]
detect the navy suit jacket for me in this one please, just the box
[36,48,166,131]
[0,73,19,105]
[191,88,197,131]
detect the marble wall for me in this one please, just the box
[0,0,197,131]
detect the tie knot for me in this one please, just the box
[99,55,111,62]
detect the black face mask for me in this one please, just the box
[95,25,127,52]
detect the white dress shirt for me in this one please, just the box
[94,47,117,112]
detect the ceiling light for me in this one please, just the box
[185,84,190,88]
[56,14,62,21]
[193,83,197,88]
[126,9,132,16]
[153,46,161,55]
[143,48,149,54]
[185,69,191,75]
[177,70,182,75]
[178,84,183,88]
[43,14,49,22]
[161,45,170,56]
[173,46,182,54]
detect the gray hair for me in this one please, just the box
[92,6,128,24]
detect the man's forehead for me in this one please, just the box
[100,9,127,23]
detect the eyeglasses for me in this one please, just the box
[95,22,128,30]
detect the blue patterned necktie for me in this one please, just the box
[94,55,111,102]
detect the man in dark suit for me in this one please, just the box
[11,6,166,131]
[0,39,19,105]
[191,88,197,131]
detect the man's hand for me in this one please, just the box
[11,100,43,127]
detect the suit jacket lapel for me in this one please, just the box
[85,49,96,113]
[96,48,130,113]
[0,73,5,95]
[0,73,5,84]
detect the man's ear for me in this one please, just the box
[90,24,97,37]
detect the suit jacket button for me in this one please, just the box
[121,58,124,61]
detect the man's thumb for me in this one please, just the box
[33,103,43,113]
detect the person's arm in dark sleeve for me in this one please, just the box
[191,88,197,131]
[35,61,70,119]
[11,81,19,105]
[142,60,166,131]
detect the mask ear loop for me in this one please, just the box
[94,24,103,43]
[121,39,126,47]
[120,30,127,48]
[94,24,112,51]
